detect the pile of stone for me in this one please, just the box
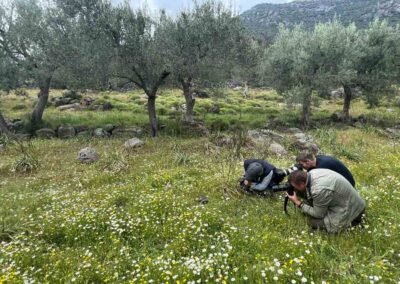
[6,118,24,131]
[288,128,319,153]
[35,124,142,139]
[247,129,288,156]
[51,89,113,111]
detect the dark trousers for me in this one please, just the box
[309,209,365,230]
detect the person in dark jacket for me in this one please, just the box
[242,159,295,192]
[296,152,356,187]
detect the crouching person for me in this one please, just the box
[287,169,366,233]
[240,159,284,195]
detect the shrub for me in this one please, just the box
[13,153,39,173]
[14,88,28,97]
[208,119,230,132]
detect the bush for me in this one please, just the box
[208,119,230,132]
[13,153,39,173]
[14,88,28,97]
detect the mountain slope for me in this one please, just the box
[241,0,400,39]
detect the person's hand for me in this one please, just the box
[286,191,302,207]
[244,180,251,187]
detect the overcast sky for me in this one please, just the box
[112,0,294,15]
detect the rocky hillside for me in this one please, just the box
[241,0,400,40]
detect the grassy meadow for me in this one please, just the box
[0,88,400,283]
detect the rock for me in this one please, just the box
[385,128,400,138]
[248,129,284,144]
[75,125,89,133]
[57,103,81,111]
[210,105,220,114]
[123,138,144,150]
[35,128,56,139]
[9,119,24,130]
[80,97,95,107]
[76,130,92,137]
[112,127,142,138]
[104,124,116,133]
[197,195,209,204]
[269,143,287,156]
[233,86,242,91]
[62,89,82,100]
[287,128,303,134]
[77,147,99,163]
[331,111,345,122]
[293,133,306,140]
[102,102,113,111]
[54,97,72,107]
[291,131,319,153]
[57,125,76,139]
[93,128,109,138]
[353,122,363,128]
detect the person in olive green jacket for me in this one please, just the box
[287,169,365,233]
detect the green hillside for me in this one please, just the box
[241,0,400,39]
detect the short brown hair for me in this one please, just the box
[288,170,307,185]
[296,152,315,162]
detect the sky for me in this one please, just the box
[112,0,294,15]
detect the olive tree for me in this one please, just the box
[108,6,171,137]
[163,2,248,122]
[262,26,318,128]
[356,20,400,107]
[0,0,87,126]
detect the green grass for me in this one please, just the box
[0,88,400,283]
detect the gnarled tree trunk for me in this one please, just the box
[31,76,52,125]
[182,78,195,123]
[0,110,10,135]
[147,95,158,137]
[302,89,312,129]
[343,85,352,122]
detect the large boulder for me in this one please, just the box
[291,131,319,153]
[35,128,56,139]
[124,138,144,150]
[77,147,99,163]
[57,125,76,139]
[112,127,142,138]
[54,97,72,107]
[269,143,287,156]
[104,124,116,133]
[248,129,284,144]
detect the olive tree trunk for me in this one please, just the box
[343,85,352,121]
[31,76,52,125]
[0,111,10,135]
[147,95,158,137]
[182,79,195,123]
